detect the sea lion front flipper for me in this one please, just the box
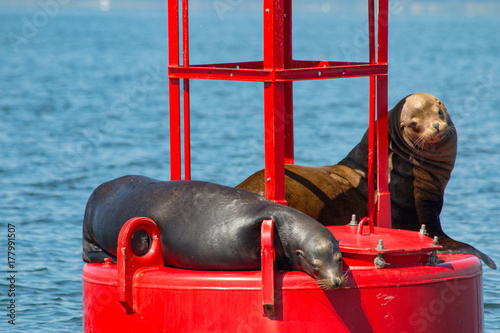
[437,236,497,270]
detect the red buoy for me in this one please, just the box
[83,217,483,332]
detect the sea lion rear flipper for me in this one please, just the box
[82,240,116,263]
[437,236,497,270]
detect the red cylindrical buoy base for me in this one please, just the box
[83,253,482,333]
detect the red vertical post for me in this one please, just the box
[368,0,375,64]
[376,76,390,228]
[263,0,286,205]
[368,77,376,221]
[377,0,389,66]
[367,0,376,221]
[283,0,294,165]
[376,0,391,228]
[182,0,191,180]
[168,0,181,180]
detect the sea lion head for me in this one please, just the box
[399,93,455,150]
[294,234,345,290]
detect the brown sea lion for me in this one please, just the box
[237,93,496,269]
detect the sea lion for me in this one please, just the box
[83,175,346,289]
[237,93,496,269]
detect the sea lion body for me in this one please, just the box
[83,175,345,288]
[238,164,368,227]
[237,93,496,269]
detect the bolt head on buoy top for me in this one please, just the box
[419,224,428,235]
[376,239,385,251]
[349,214,358,226]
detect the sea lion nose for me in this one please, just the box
[432,122,440,131]
[333,277,342,287]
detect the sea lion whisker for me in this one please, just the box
[293,278,323,289]
[415,135,428,149]
[316,279,334,290]
[342,269,350,283]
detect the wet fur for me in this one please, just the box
[83,176,346,289]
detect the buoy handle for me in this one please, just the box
[261,219,275,317]
[358,217,375,235]
[117,217,164,314]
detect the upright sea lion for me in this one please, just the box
[83,175,346,289]
[237,93,496,269]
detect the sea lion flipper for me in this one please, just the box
[83,239,116,263]
[438,236,497,270]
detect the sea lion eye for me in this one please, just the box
[409,121,418,129]
[311,263,320,271]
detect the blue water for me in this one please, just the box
[1,5,499,332]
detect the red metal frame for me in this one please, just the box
[168,0,390,227]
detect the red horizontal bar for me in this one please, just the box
[169,66,272,81]
[276,64,387,81]
[190,61,264,70]
[180,60,371,71]
[291,60,368,68]
[169,63,387,82]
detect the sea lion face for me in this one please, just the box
[400,93,453,149]
[295,236,345,290]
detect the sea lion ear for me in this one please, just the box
[296,250,305,258]
[400,121,405,128]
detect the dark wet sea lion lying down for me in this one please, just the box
[83,176,347,289]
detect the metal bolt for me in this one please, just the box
[265,8,270,13]
[376,239,385,251]
[266,178,271,183]
[419,224,428,235]
[432,236,439,245]
[374,254,386,268]
[428,250,439,265]
[349,214,358,226]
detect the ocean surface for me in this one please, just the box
[0,5,499,332]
